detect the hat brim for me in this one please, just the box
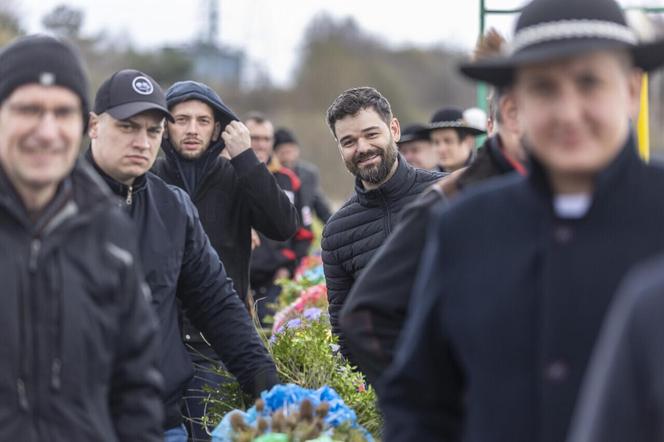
[107,101,175,123]
[397,134,430,145]
[425,122,486,136]
[460,37,664,86]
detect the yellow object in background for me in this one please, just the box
[637,73,650,162]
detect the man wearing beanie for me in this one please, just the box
[380,0,664,440]
[86,69,280,441]
[0,35,163,441]
[273,127,333,222]
[151,80,297,441]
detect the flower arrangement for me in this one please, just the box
[211,384,373,442]
[205,261,382,439]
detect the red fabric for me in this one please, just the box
[278,166,301,191]
[295,227,314,241]
[281,248,297,261]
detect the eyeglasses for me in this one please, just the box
[6,103,81,125]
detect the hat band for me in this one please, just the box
[510,19,637,54]
[430,119,468,129]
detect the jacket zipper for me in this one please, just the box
[29,238,41,272]
[19,238,41,412]
[126,185,133,205]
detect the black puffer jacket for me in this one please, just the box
[321,156,443,354]
[0,161,163,442]
[86,149,279,430]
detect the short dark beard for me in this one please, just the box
[173,138,207,160]
[345,137,398,185]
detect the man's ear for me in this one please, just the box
[390,117,401,142]
[88,112,99,139]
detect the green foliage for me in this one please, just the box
[205,295,382,438]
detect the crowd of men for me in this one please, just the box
[3,0,664,440]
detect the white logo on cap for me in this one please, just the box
[132,76,154,95]
[39,72,55,86]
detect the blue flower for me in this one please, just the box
[286,318,302,329]
[303,307,322,321]
[212,384,374,442]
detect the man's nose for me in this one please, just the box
[133,129,151,150]
[186,119,198,134]
[33,112,59,142]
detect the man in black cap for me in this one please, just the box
[396,123,439,171]
[427,106,486,172]
[0,36,163,441]
[322,86,444,359]
[86,69,280,441]
[273,127,333,222]
[380,0,664,439]
[150,80,297,441]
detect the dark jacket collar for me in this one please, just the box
[0,158,116,233]
[528,132,642,202]
[84,147,147,199]
[160,138,224,195]
[355,155,417,207]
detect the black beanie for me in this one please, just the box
[0,34,89,129]
[273,127,298,151]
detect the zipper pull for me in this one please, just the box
[29,239,41,272]
[126,185,133,205]
[17,378,29,411]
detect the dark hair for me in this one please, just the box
[244,111,271,125]
[326,87,393,137]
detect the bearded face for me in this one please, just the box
[344,133,399,184]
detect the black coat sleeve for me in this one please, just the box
[340,188,446,384]
[106,215,163,442]
[312,186,333,223]
[175,190,280,398]
[568,255,664,442]
[379,206,465,441]
[231,149,298,241]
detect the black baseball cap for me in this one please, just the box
[93,69,174,122]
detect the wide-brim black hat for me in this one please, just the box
[460,0,664,86]
[426,106,486,136]
[398,123,430,145]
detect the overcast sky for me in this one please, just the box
[21,0,660,86]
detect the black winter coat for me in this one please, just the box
[380,137,664,442]
[0,162,162,441]
[294,160,332,222]
[340,135,521,384]
[251,159,313,288]
[87,150,279,430]
[321,156,443,354]
[568,253,664,442]
[152,139,298,302]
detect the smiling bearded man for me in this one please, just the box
[321,86,444,361]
